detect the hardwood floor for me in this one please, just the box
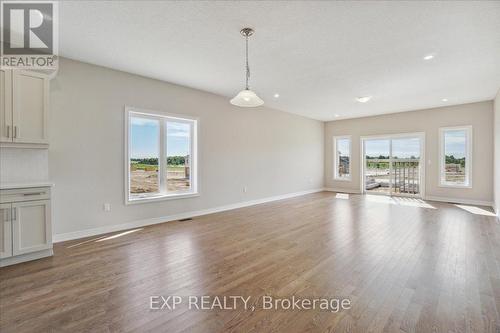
[1,192,499,332]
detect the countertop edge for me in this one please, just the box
[0,182,55,190]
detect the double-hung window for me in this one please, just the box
[126,108,198,203]
[439,126,472,188]
[333,136,351,181]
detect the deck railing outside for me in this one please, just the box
[365,158,420,195]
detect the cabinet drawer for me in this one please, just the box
[0,187,50,203]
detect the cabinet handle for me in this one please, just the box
[6,125,10,138]
[11,208,16,221]
[23,192,43,196]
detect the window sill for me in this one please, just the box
[126,192,199,205]
[438,183,472,189]
[333,177,352,182]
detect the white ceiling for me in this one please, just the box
[59,1,500,121]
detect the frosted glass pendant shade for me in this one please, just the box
[230,89,264,107]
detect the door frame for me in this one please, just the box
[360,132,426,198]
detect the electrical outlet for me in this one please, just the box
[243,186,247,193]
[104,203,111,212]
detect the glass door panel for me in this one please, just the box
[391,137,421,196]
[364,139,391,195]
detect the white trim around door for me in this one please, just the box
[360,132,426,198]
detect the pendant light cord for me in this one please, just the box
[245,35,250,90]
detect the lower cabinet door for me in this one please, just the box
[0,203,12,258]
[12,200,51,255]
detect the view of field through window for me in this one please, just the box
[129,116,192,197]
[166,121,191,192]
[365,139,391,194]
[443,129,467,185]
[336,138,350,178]
[130,117,160,195]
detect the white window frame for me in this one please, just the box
[439,125,472,188]
[333,135,352,181]
[125,106,199,204]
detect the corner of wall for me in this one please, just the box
[494,89,500,218]
[322,120,328,189]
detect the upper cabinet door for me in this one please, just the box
[12,70,49,144]
[0,69,13,143]
[0,203,13,259]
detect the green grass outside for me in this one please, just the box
[366,162,390,169]
[130,163,185,172]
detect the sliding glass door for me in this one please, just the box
[391,137,421,196]
[364,139,391,195]
[363,134,424,198]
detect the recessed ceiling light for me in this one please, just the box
[356,96,372,103]
[423,54,435,60]
[442,98,448,102]
[334,114,340,118]
[274,93,280,98]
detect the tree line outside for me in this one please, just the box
[365,155,464,170]
[130,156,187,171]
[366,155,417,159]
[365,155,418,170]
[445,155,465,167]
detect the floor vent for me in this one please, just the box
[178,218,193,222]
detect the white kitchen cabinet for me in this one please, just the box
[0,185,53,267]
[0,69,13,143]
[0,69,49,146]
[0,203,13,259]
[12,200,51,255]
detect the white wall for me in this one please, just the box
[49,58,324,237]
[325,101,494,205]
[494,90,500,216]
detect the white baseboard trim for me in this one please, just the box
[53,188,324,243]
[425,195,494,208]
[0,249,53,267]
[323,187,361,194]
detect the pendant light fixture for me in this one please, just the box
[230,28,264,107]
